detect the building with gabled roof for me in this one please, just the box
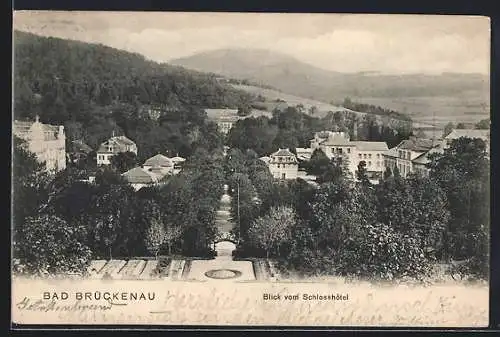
[383,136,438,178]
[308,131,388,183]
[13,115,66,173]
[143,154,174,176]
[266,148,298,180]
[97,134,137,166]
[121,167,163,191]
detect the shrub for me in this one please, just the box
[336,222,434,281]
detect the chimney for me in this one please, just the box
[35,115,40,123]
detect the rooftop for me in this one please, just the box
[397,137,435,152]
[351,141,389,152]
[318,132,352,146]
[445,129,490,140]
[97,135,136,154]
[13,117,63,141]
[122,167,157,184]
[144,154,173,167]
[271,148,296,157]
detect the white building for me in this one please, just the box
[97,135,137,166]
[265,148,298,180]
[408,128,490,176]
[309,131,388,182]
[205,108,241,134]
[13,115,66,173]
[383,137,436,178]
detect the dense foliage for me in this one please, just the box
[227,106,412,157]
[14,31,251,163]
[340,97,413,121]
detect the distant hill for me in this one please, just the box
[171,48,490,102]
[13,31,254,124]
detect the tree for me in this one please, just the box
[164,223,183,255]
[428,137,489,267]
[145,217,167,260]
[17,214,91,276]
[456,123,467,129]
[12,136,50,250]
[475,119,490,130]
[443,122,455,138]
[356,160,370,185]
[247,206,296,258]
[110,151,138,173]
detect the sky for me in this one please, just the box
[13,11,491,75]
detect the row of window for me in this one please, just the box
[276,163,297,168]
[330,147,351,154]
[358,153,381,159]
[398,150,411,160]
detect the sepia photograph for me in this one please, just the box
[11,11,490,327]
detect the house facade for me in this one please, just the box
[13,115,66,173]
[205,108,241,134]
[383,137,436,178]
[309,131,388,182]
[97,135,137,165]
[266,148,298,180]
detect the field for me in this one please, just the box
[350,94,490,128]
[234,83,490,130]
[232,84,358,118]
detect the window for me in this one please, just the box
[368,161,372,166]
[358,154,362,158]
[347,148,351,153]
[407,152,411,160]
[338,148,343,154]
[369,154,372,159]
[376,154,380,158]
[399,150,403,158]
[277,164,280,168]
[363,154,367,159]
[282,173,286,180]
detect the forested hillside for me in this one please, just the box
[13,31,253,160]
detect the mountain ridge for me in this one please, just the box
[171,48,490,102]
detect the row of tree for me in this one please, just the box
[226,137,489,280]
[13,136,225,276]
[226,106,412,158]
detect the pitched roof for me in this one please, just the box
[71,140,93,153]
[271,148,296,157]
[319,132,352,146]
[383,147,399,158]
[259,156,271,164]
[205,108,241,122]
[144,154,173,167]
[445,129,490,140]
[170,156,186,163]
[97,136,136,154]
[397,137,435,152]
[112,135,136,146]
[122,167,157,184]
[13,119,62,141]
[412,144,445,165]
[351,141,388,151]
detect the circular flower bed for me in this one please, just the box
[205,269,242,279]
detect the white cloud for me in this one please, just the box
[13,12,490,75]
